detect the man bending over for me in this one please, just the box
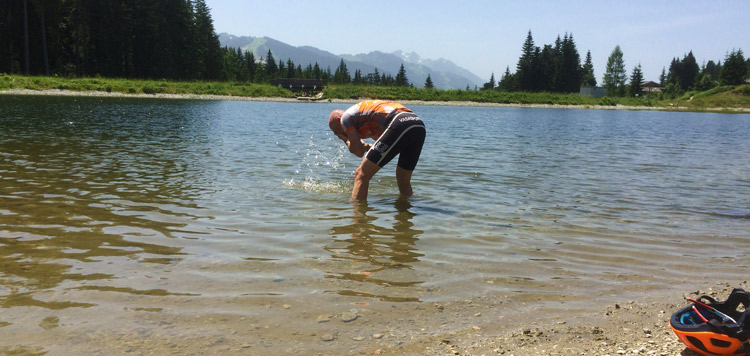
[328,100,426,201]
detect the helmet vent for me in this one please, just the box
[710,338,732,348]
[686,335,720,355]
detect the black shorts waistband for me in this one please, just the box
[386,111,420,128]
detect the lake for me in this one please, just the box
[1,95,749,355]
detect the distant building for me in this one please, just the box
[579,86,606,98]
[643,81,662,93]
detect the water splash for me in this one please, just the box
[284,133,350,193]
[283,177,346,193]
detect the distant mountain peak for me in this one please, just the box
[392,50,422,64]
[218,33,483,89]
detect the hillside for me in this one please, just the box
[218,33,482,90]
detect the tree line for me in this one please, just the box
[4,2,746,94]
[220,49,412,87]
[1,0,414,87]
[602,46,748,98]
[483,31,595,93]
[484,30,749,97]
[1,0,225,80]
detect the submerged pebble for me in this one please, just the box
[340,312,358,322]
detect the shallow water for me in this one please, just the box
[1,95,749,354]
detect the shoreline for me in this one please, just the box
[390,282,745,356]
[3,88,749,113]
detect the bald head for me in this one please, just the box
[328,110,345,135]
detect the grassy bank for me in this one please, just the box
[665,84,750,111]
[2,75,749,112]
[324,84,750,112]
[0,75,292,98]
[323,85,602,106]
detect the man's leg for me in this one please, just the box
[395,166,413,197]
[352,158,380,201]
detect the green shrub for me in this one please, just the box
[598,97,616,106]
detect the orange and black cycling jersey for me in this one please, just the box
[340,100,412,139]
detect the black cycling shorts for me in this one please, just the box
[366,112,426,171]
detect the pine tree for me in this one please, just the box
[659,67,666,86]
[629,64,644,97]
[719,49,747,85]
[22,0,29,75]
[395,63,409,86]
[498,66,517,91]
[603,45,626,97]
[353,69,363,84]
[666,52,700,91]
[367,67,380,85]
[704,60,720,80]
[516,30,537,91]
[680,51,699,90]
[558,33,581,92]
[157,0,197,79]
[286,58,295,79]
[235,48,247,81]
[482,73,495,90]
[581,50,596,87]
[245,51,256,82]
[277,60,285,78]
[265,49,277,79]
[254,59,266,83]
[313,62,321,80]
[333,58,350,84]
[194,0,222,80]
[530,46,543,91]
[424,74,435,89]
[538,44,556,91]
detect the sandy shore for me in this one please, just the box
[5,88,748,113]
[385,282,747,356]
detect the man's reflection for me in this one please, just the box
[326,198,424,302]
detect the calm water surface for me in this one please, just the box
[1,95,749,354]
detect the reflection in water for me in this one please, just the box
[0,165,190,310]
[0,96,201,312]
[326,198,424,302]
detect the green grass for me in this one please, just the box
[0,75,292,98]
[665,85,750,111]
[323,84,750,111]
[2,75,748,112]
[323,85,604,106]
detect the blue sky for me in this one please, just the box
[204,0,749,83]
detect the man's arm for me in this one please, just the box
[346,130,371,157]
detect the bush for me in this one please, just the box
[598,97,616,106]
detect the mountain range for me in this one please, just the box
[218,33,484,90]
